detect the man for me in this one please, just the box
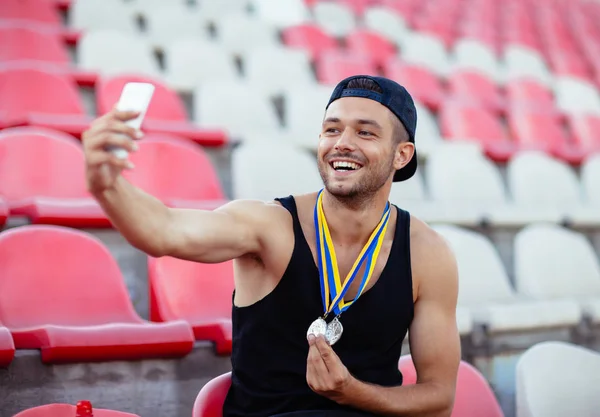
[83,75,460,417]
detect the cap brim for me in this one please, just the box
[393,149,418,182]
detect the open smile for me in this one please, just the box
[329,159,363,175]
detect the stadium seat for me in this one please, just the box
[231,142,323,201]
[315,50,378,86]
[433,225,581,334]
[452,39,503,83]
[215,14,280,56]
[516,341,600,417]
[0,196,7,227]
[410,102,443,157]
[503,45,554,86]
[504,79,559,115]
[0,324,15,368]
[281,24,339,61]
[312,2,356,37]
[507,110,586,164]
[363,6,409,47]
[0,127,111,227]
[163,39,240,92]
[399,355,504,417]
[77,30,161,78]
[447,70,505,114]
[400,32,451,77]
[96,75,227,146]
[384,61,445,111]
[148,257,234,354]
[514,224,600,325]
[144,5,212,49]
[553,77,600,115]
[243,46,315,96]
[438,102,516,162]
[123,134,226,208]
[345,29,398,68]
[0,67,90,135]
[68,0,138,33]
[192,372,231,417]
[0,0,62,27]
[13,403,140,417]
[0,225,195,363]
[568,114,600,154]
[0,26,69,66]
[196,0,250,26]
[582,154,600,207]
[250,0,310,27]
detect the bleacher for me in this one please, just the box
[1,0,600,416]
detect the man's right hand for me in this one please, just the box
[82,109,142,195]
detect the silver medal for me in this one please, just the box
[325,317,343,345]
[307,317,327,338]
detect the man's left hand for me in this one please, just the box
[306,334,354,403]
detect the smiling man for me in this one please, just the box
[82,75,460,417]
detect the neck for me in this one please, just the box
[320,189,390,247]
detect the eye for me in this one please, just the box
[324,127,339,134]
[358,130,373,136]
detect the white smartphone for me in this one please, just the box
[109,82,155,159]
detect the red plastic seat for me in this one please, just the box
[282,24,339,61]
[346,29,397,68]
[0,196,7,227]
[384,60,445,110]
[568,114,600,154]
[0,225,195,364]
[399,355,504,417]
[96,75,227,147]
[124,134,226,208]
[0,26,69,65]
[14,403,139,417]
[508,110,586,164]
[0,127,111,227]
[149,257,234,355]
[0,68,91,135]
[0,0,62,26]
[447,70,505,114]
[439,102,517,162]
[337,0,375,15]
[316,50,378,85]
[505,79,560,116]
[0,324,15,367]
[192,372,232,417]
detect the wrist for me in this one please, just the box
[337,374,362,406]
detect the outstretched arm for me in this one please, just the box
[306,227,461,416]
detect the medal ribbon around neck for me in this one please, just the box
[313,189,391,318]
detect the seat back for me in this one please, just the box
[0,226,140,328]
[0,127,88,201]
[316,50,377,85]
[399,355,504,417]
[508,111,568,150]
[124,134,224,201]
[0,68,84,119]
[439,102,508,144]
[192,372,232,417]
[346,29,397,67]
[14,403,140,417]
[516,341,600,417]
[0,0,61,25]
[96,75,188,122]
[568,114,600,151]
[0,26,69,64]
[313,2,356,37]
[282,24,339,60]
[68,0,137,32]
[582,154,600,206]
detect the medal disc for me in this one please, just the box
[325,317,343,345]
[307,317,327,339]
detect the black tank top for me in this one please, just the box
[222,196,414,417]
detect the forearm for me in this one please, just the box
[93,175,171,256]
[340,377,453,417]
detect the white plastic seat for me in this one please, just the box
[68,0,138,32]
[250,0,310,27]
[77,30,161,77]
[490,151,600,226]
[312,2,356,37]
[413,102,442,158]
[215,14,280,56]
[514,224,600,324]
[400,33,450,77]
[283,85,332,150]
[144,5,211,49]
[503,45,553,86]
[363,6,409,47]
[553,77,600,115]
[433,225,581,333]
[193,82,281,140]
[516,341,600,417]
[582,154,600,206]
[452,39,503,83]
[197,0,250,23]
[231,142,323,200]
[424,143,507,225]
[388,169,430,219]
[164,39,239,92]
[243,47,314,96]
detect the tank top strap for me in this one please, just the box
[275,195,304,235]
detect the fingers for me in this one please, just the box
[307,335,329,375]
[315,335,335,370]
[86,149,134,170]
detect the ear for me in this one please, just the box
[393,141,415,171]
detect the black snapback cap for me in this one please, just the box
[325,75,418,182]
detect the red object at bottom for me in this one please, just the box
[13,403,140,417]
[76,401,93,417]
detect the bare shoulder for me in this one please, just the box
[215,198,292,227]
[409,215,458,302]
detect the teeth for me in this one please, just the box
[332,161,360,170]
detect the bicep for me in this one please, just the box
[408,237,461,392]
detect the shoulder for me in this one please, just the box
[408,215,458,302]
[215,198,292,225]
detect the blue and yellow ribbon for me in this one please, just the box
[313,189,391,318]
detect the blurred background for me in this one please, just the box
[1,0,600,416]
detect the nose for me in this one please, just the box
[334,127,356,152]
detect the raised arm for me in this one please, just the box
[83,109,276,263]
